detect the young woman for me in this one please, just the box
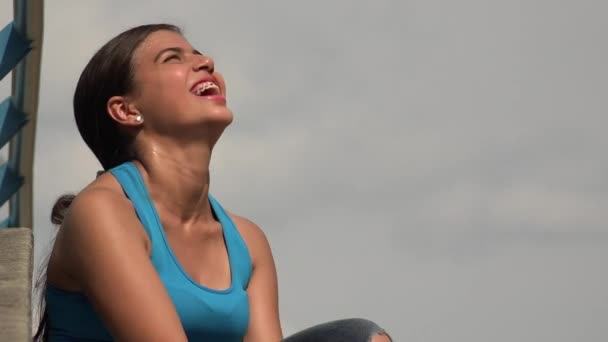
[35,24,391,342]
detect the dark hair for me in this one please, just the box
[33,24,182,341]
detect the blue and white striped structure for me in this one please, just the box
[0,0,43,229]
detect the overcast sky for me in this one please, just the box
[2,1,607,340]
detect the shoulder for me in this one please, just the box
[229,214,266,241]
[61,175,137,236]
[51,176,149,281]
[228,213,274,267]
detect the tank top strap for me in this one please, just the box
[108,162,166,257]
[109,161,252,289]
[209,194,253,290]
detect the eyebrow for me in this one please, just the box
[153,47,203,62]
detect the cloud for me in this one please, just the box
[1,0,604,340]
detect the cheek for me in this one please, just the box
[157,68,188,96]
[139,70,189,108]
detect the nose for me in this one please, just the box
[192,54,214,74]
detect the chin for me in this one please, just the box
[190,109,233,134]
[207,107,234,126]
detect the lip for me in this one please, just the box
[190,76,220,93]
[201,94,226,104]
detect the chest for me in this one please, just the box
[162,221,232,291]
[156,223,250,340]
[164,279,250,341]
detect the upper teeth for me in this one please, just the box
[194,81,218,95]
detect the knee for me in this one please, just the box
[346,318,392,342]
[370,332,392,342]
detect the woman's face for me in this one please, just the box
[128,30,232,139]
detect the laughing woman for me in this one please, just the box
[35,24,391,342]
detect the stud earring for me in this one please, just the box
[135,115,142,122]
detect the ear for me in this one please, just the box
[107,96,143,126]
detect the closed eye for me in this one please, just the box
[163,54,181,63]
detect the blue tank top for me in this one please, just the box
[46,161,252,341]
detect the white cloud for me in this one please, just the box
[1,0,605,340]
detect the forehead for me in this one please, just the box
[134,30,192,61]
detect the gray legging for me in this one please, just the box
[282,318,391,342]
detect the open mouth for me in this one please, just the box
[191,79,221,97]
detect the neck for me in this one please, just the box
[133,137,216,226]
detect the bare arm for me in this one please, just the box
[54,188,188,342]
[234,216,283,342]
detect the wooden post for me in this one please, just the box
[0,228,33,341]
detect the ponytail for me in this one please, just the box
[33,193,75,341]
[50,194,76,225]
